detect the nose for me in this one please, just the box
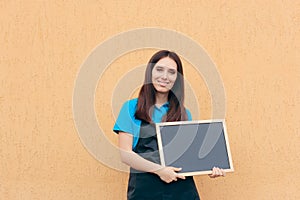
[162,71,168,79]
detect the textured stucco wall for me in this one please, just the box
[0,1,299,199]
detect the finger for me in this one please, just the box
[216,167,223,176]
[210,167,218,177]
[215,168,221,176]
[209,169,214,177]
[177,174,186,180]
[172,167,182,172]
[165,178,173,183]
[221,169,226,177]
[218,168,225,176]
[212,167,217,175]
[208,174,216,178]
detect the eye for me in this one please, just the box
[156,67,164,72]
[168,69,176,75]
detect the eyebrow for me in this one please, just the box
[155,65,176,70]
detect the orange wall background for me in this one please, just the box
[0,1,299,199]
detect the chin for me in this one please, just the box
[157,90,170,94]
[154,86,171,93]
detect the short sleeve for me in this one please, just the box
[186,108,192,121]
[113,101,134,134]
[113,99,141,148]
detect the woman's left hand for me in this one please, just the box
[208,167,226,178]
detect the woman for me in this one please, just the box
[113,50,225,200]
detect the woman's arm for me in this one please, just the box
[118,131,162,172]
[118,132,185,183]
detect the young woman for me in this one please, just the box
[113,50,225,200]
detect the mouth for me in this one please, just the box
[157,80,169,87]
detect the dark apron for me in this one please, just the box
[127,121,200,200]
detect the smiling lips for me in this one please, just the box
[157,80,170,87]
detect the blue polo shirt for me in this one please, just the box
[113,98,192,149]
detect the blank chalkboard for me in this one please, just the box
[155,119,234,176]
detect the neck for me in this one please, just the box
[155,92,168,106]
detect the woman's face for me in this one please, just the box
[152,57,178,93]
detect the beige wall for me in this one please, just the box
[1,1,299,199]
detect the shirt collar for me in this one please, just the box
[162,101,169,107]
[154,101,169,110]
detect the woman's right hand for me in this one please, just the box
[154,167,186,183]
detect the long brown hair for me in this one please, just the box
[135,50,188,123]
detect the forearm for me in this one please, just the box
[120,149,162,173]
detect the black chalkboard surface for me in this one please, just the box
[155,119,234,176]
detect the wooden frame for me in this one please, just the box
[155,119,234,176]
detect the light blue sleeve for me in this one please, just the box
[186,108,192,121]
[113,100,134,134]
[113,99,141,148]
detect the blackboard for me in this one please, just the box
[155,119,234,176]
